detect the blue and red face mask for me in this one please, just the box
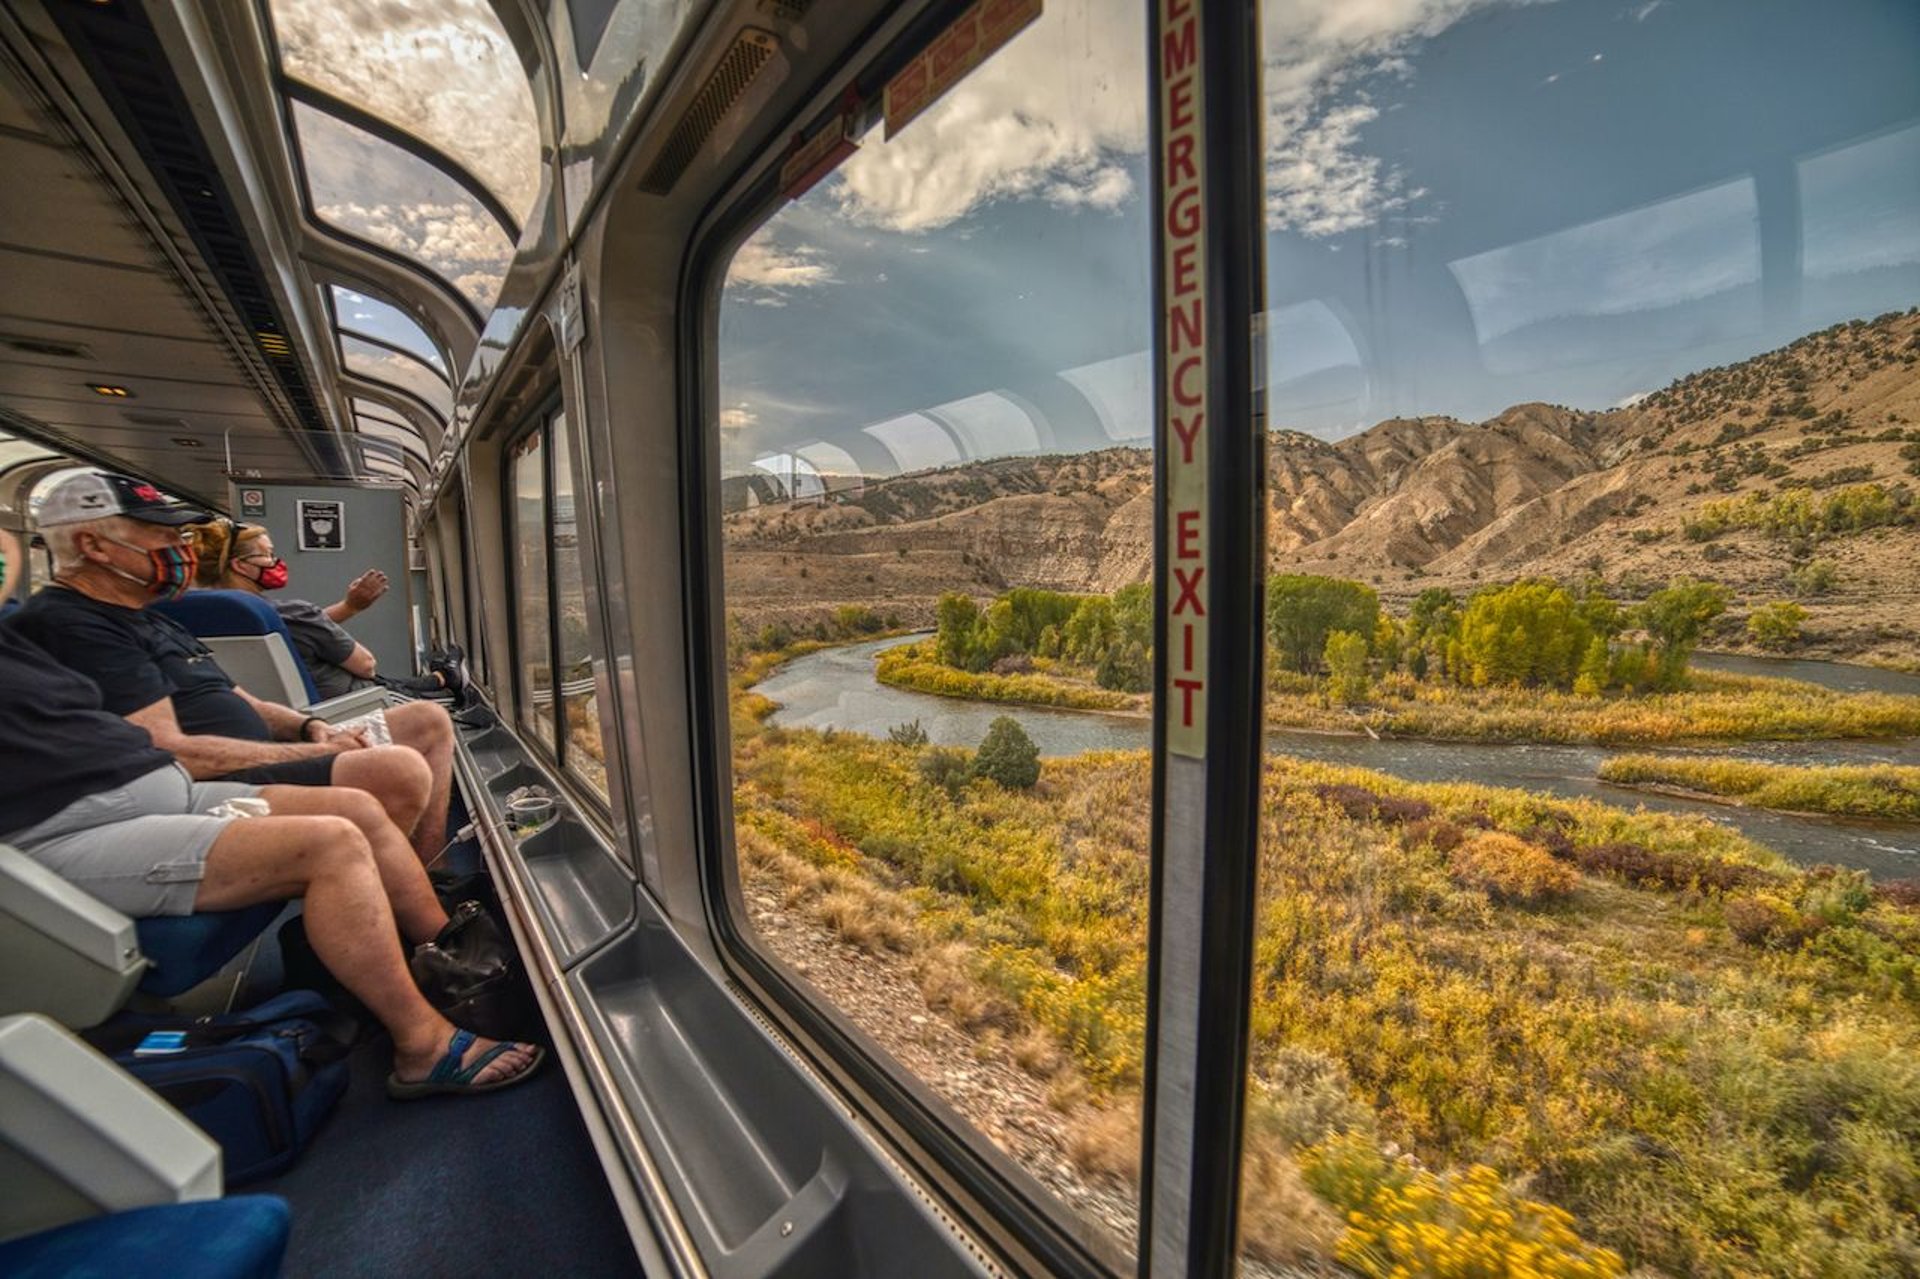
[99,533,198,600]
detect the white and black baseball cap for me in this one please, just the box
[36,470,207,528]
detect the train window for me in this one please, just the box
[506,405,607,800]
[339,335,453,421]
[332,285,449,378]
[509,424,553,745]
[288,100,513,313]
[1238,1,1920,1275]
[267,0,540,230]
[717,1,1149,1262]
[353,396,437,454]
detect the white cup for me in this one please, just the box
[507,795,555,833]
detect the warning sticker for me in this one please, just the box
[884,0,1042,140]
[1160,0,1206,759]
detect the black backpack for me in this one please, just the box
[83,990,355,1185]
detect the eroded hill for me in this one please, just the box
[724,310,1920,665]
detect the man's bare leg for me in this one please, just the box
[255,784,447,944]
[383,701,456,864]
[331,744,431,845]
[192,815,537,1087]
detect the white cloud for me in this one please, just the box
[832,0,1147,232]
[1261,0,1542,237]
[273,0,542,224]
[725,234,837,303]
[719,404,757,430]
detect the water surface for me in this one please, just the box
[752,637,1920,879]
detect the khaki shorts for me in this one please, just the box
[5,764,261,916]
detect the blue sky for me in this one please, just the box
[717,0,1920,488]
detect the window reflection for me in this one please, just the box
[271,0,541,228]
[1800,122,1920,319]
[293,101,513,313]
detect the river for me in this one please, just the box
[751,637,1920,879]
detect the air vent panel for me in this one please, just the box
[0,334,93,360]
[638,29,778,195]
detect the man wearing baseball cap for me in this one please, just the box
[7,470,435,846]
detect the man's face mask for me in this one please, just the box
[99,532,197,601]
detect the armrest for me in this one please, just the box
[0,844,146,1028]
[306,685,391,721]
[0,1013,221,1244]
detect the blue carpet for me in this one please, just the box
[252,1033,639,1278]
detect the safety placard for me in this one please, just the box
[884,0,1042,139]
[1160,0,1207,758]
[297,499,345,552]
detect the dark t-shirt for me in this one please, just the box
[272,598,370,701]
[0,629,174,834]
[9,586,273,740]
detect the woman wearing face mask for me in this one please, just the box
[196,521,465,704]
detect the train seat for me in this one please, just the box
[0,1012,291,1277]
[0,844,278,1026]
[150,591,319,708]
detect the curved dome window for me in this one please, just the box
[332,285,449,377]
[270,0,540,230]
[352,396,436,455]
[341,333,454,421]
[293,101,513,314]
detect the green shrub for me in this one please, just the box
[1268,575,1380,674]
[918,746,972,797]
[1747,600,1807,651]
[888,719,929,747]
[973,716,1040,789]
[1324,629,1371,704]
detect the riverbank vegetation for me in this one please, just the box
[1599,754,1920,820]
[729,708,1920,1276]
[880,577,1920,743]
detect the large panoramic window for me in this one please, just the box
[507,406,606,802]
[1238,1,1920,1276]
[716,2,1151,1264]
[332,286,449,378]
[270,0,541,231]
[291,101,514,313]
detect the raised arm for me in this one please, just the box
[326,568,389,623]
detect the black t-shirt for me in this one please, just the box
[272,598,370,701]
[0,629,174,835]
[9,586,273,740]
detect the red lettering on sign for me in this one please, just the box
[1172,566,1206,616]
[928,20,979,79]
[1172,242,1200,298]
[1182,621,1195,671]
[1174,677,1203,726]
[1168,75,1196,132]
[1163,16,1196,73]
[1168,134,1197,187]
[1173,356,1204,407]
[1172,411,1204,463]
[1176,509,1201,558]
[1167,185,1201,239]
[1170,299,1203,355]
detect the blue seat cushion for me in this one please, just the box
[0,1195,290,1279]
[150,592,319,704]
[136,905,284,997]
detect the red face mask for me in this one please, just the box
[255,559,290,590]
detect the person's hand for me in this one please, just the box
[321,725,372,752]
[344,569,389,611]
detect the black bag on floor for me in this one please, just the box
[83,990,355,1185]
[410,900,545,1046]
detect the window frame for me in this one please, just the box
[502,396,611,814]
